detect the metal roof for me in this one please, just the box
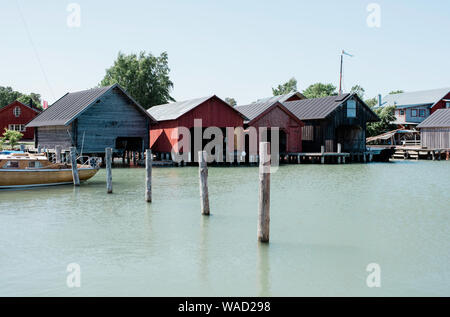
[26,84,155,127]
[417,108,450,128]
[148,95,248,122]
[381,87,450,108]
[282,94,352,120]
[235,100,279,122]
[256,92,305,104]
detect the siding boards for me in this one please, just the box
[37,125,73,149]
[421,128,450,149]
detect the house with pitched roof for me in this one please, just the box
[0,100,41,140]
[379,88,450,129]
[417,108,450,149]
[26,84,156,155]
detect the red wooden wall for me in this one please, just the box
[431,92,450,113]
[0,101,40,140]
[150,96,245,153]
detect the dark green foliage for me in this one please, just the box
[272,78,297,96]
[302,83,337,99]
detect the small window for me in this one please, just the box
[28,161,43,168]
[411,109,417,117]
[3,161,20,168]
[399,110,405,116]
[446,102,450,109]
[419,109,425,117]
[20,125,25,132]
[13,106,21,117]
[347,100,356,118]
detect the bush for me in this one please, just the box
[1,129,23,149]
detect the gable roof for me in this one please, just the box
[26,84,155,128]
[235,100,302,125]
[0,100,41,114]
[256,91,305,104]
[283,93,379,122]
[417,108,450,128]
[381,87,450,108]
[148,95,248,122]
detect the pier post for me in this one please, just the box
[198,151,210,215]
[37,145,42,153]
[258,142,270,243]
[69,147,80,186]
[320,145,325,164]
[55,145,62,163]
[106,147,113,194]
[432,150,435,161]
[337,143,342,164]
[145,149,152,203]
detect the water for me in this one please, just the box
[1,161,449,296]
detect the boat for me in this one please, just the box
[0,152,100,189]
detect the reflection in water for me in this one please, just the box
[199,215,211,289]
[257,243,271,296]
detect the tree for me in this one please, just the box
[1,129,23,149]
[389,90,404,95]
[100,51,175,109]
[302,83,337,99]
[272,78,297,96]
[366,105,397,137]
[0,86,42,109]
[225,97,236,107]
[365,97,378,108]
[350,85,365,99]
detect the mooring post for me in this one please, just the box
[258,142,270,243]
[55,145,62,163]
[105,147,113,194]
[198,151,210,215]
[69,147,80,186]
[145,149,152,203]
[432,150,435,161]
[320,145,325,164]
[337,143,342,164]
[37,145,42,153]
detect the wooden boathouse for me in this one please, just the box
[26,84,156,159]
[148,95,247,162]
[0,101,41,140]
[282,93,380,162]
[418,108,450,155]
[235,100,304,155]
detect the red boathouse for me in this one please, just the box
[148,95,247,161]
[0,101,41,140]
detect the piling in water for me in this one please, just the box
[198,151,210,215]
[145,149,152,203]
[55,145,62,163]
[106,147,113,194]
[258,142,270,243]
[70,147,80,186]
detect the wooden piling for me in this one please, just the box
[69,147,80,186]
[106,147,113,194]
[198,151,210,215]
[258,142,270,243]
[37,145,42,153]
[145,149,152,203]
[337,143,342,164]
[55,145,62,163]
[320,146,325,164]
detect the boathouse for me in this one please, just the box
[26,84,156,155]
[255,91,305,104]
[148,95,247,161]
[0,101,41,140]
[379,88,450,129]
[283,93,379,154]
[417,108,450,149]
[235,100,304,154]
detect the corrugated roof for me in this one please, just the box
[235,100,279,122]
[256,92,305,104]
[148,96,213,121]
[381,87,450,108]
[148,95,248,122]
[283,94,351,120]
[27,84,155,127]
[417,108,450,128]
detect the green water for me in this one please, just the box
[0,161,449,296]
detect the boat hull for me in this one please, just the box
[0,168,98,189]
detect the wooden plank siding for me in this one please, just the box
[421,128,450,149]
[36,125,73,149]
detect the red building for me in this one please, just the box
[148,95,246,161]
[236,100,304,154]
[0,101,40,140]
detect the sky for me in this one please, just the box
[0,0,449,105]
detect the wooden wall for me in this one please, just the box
[0,101,40,140]
[421,128,450,149]
[36,125,73,149]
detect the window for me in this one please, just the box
[3,161,19,168]
[446,102,450,109]
[13,106,21,117]
[399,110,405,116]
[28,161,43,168]
[347,100,356,118]
[419,109,425,117]
[7,124,25,132]
[411,109,418,117]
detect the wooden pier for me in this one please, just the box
[392,146,450,161]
